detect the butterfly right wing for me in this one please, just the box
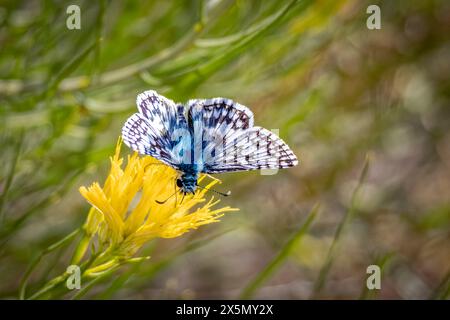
[186,98,297,173]
[186,98,254,171]
[122,90,190,168]
[202,127,298,173]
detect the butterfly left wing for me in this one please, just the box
[122,90,189,168]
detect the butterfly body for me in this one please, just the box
[176,163,200,194]
[122,91,298,195]
[177,170,199,194]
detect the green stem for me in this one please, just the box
[71,231,91,265]
[19,228,80,300]
[27,247,103,300]
[71,264,121,300]
[27,273,69,300]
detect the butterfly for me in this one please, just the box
[122,90,298,199]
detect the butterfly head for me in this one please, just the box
[177,172,198,194]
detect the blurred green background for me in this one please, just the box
[0,0,449,299]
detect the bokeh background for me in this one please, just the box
[0,0,449,299]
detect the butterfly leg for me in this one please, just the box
[205,173,220,182]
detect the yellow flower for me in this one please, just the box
[78,138,238,258]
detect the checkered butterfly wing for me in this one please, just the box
[188,98,298,173]
[121,90,188,168]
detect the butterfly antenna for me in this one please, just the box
[196,184,231,197]
[155,190,178,204]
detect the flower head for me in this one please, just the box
[78,138,238,258]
